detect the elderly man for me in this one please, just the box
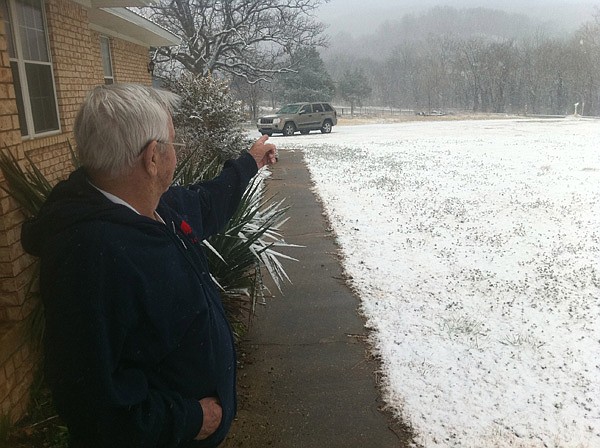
[21,84,277,447]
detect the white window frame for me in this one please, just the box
[100,35,114,85]
[2,0,61,138]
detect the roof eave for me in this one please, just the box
[87,7,180,47]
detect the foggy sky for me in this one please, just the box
[317,0,599,37]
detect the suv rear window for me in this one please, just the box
[312,103,324,113]
[323,103,333,112]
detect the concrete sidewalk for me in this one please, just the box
[222,148,413,448]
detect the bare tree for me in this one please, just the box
[456,38,486,112]
[388,44,424,112]
[479,40,517,113]
[421,35,455,113]
[147,0,329,83]
[570,23,600,115]
[518,34,544,114]
[229,75,265,120]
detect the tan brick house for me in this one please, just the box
[0,0,178,423]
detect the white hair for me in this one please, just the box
[74,84,180,177]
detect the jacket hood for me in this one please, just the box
[21,168,146,257]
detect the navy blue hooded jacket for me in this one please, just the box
[20,152,258,447]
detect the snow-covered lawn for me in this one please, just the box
[279,118,600,448]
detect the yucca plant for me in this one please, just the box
[174,146,297,330]
[0,149,52,348]
[205,173,296,327]
[0,149,53,217]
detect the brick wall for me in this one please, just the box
[0,6,37,422]
[0,0,152,424]
[47,0,103,145]
[95,31,152,84]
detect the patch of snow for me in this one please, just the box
[277,118,600,447]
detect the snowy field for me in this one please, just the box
[278,118,600,448]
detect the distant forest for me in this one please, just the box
[323,6,600,116]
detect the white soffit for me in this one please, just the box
[88,7,180,47]
[73,0,153,6]
[91,0,151,7]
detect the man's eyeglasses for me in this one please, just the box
[157,140,186,148]
[139,139,186,156]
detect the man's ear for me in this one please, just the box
[141,140,159,177]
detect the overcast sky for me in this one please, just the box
[317,0,599,37]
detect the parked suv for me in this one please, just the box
[257,102,337,136]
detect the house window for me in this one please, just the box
[100,36,114,85]
[1,0,60,137]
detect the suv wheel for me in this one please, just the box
[321,120,332,134]
[283,122,296,136]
